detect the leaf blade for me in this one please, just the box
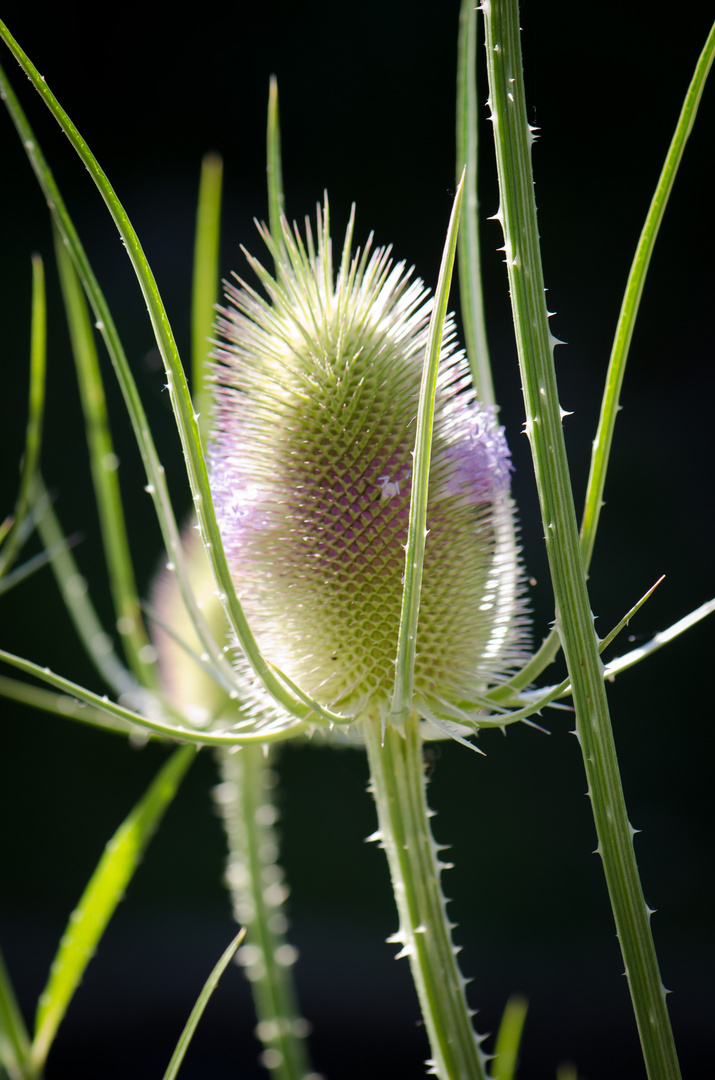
[30,746,196,1073]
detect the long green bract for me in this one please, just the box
[0,255,46,580]
[0,673,134,736]
[0,26,350,731]
[390,171,465,727]
[266,76,285,247]
[161,929,245,1080]
[34,479,145,705]
[500,16,715,695]
[191,151,223,440]
[0,49,240,706]
[0,647,310,746]
[580,19,715,570]
[53,225,157,689]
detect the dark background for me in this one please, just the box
[1,2,714,1078]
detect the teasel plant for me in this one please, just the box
[0,3,714,1080]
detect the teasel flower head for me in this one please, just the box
[208,200,529,739]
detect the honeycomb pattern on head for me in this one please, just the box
[209,201,530,729]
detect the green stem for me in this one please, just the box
[495,17,715,696]
[216,747,313,1080]
[362,713,488,1080]
[456,0,494,408]
[482,3,681,1078]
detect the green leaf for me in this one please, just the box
[30,746,196,1074]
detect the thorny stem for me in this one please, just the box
[363,714,488,1080]
[482,3,681,1077]
[215,747,314,1080]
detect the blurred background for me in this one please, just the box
[1,1,714,1077]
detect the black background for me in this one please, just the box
[1,2,714,1078]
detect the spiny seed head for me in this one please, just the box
[209,200,529,735]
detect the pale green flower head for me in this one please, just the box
[208,201,529,736]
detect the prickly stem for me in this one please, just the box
[215,747,315,1080]
[362,712,490,1080]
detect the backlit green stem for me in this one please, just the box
[216,747,314,1080]
[482,3,681,1077]
[456,0,494,408]
[363,713,488,1080]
